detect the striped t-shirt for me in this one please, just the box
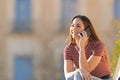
[64,40,112,78]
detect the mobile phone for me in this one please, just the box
[84,26,92,37]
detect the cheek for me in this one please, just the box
[70,27,72,32]
[81,27,85,31]
[78,28,84,33]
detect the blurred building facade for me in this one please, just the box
[0,0,119,80]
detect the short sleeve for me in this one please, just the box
[63,45,73,60]
[92,41,105,56]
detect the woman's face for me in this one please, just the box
[70,18,85,40]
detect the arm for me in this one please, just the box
[79,46,101,72]
[64,60,92,80]
[64,45,93,80]
[63,45,79,78]
[64,60,79,79]
[78,31,102,72]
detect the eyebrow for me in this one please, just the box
[71,23,81,25]
[76,24,80,25]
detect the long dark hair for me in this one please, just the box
[69,15,100,44]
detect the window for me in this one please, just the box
[14,56,33,80]
[114,0,120,20]
[14,0,32,33]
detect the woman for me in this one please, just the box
[63,15,112,80]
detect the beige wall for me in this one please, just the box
[0,0,7,80]
[0,0,118,80]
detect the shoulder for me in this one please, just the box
[90,40,105,49]
[63,44,75,60]
[64,43,76,52]
[91,41,105,56]
[95,41,105,48]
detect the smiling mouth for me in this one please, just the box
[72,32,79,35]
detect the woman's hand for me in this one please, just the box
[79,31,88,46]
[79,68,92,80]
[77,31,88,51]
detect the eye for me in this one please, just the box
[76,24,80,27]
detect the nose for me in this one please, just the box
[71,26,77,32]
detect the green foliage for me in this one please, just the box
[111,29,120,74]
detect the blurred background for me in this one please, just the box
[0,0,120,80]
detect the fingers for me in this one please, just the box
[81,31,88,37]
[85,72,92,80]
[83,31,88,37]
[78,33,82,38]
[88,74,92,80]
[83,75,92,80]
[79,71,84,80]
[77,31,88,47]
[80,68,93,80]
[79,31,88,38]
